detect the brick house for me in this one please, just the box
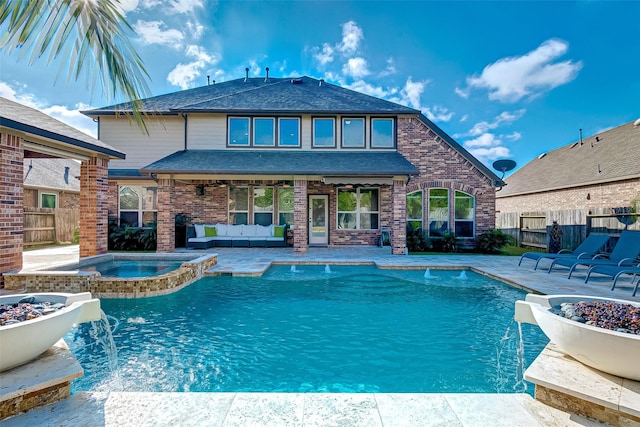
[0,97,125,284]
[23,158,81,210]
[496,118,640,247]
[83,74,502,255]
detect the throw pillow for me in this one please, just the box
[204,226,217,237]
[273,226,285,238]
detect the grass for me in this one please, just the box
[410,245,546,256]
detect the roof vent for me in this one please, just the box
[264,67,269,82]
[538,153,547,159]
[244,67,249,82]
[634,118,640,127]
[319,79,324,87]
[291,78,303,84]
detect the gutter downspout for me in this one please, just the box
[182,113,188,151]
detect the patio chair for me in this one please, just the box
[584,263,640,296]
[518,233,610,270]
[547,230,640,278]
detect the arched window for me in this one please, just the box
[406,190,423,231]
[454,191,475,238]
[428,188,449,237]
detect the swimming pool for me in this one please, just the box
[53,260,184,278]
[65,265,548,393]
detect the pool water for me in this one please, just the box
[58,260,183,278]
[65,265,548,393]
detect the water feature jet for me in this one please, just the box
[324,265,332,274]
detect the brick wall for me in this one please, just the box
[497,179,640,213]
[79,157,109,258]
[156,178,175,252]
[23,189,79,209]
[0,132,24,284]
[397,117,497,237]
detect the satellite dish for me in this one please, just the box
[492,159,517,174]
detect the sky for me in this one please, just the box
[1,0,638,176]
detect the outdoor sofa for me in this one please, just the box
[186,223,288,249]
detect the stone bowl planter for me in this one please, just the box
[0,292,101,372]
[515,294,640,381]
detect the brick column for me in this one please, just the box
[156,178,175,252]
[80,157,109,258]
[293,179,307,253]
[391,179,407,255]
[0,133,24,285]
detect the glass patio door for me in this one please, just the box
[309,195,328,246]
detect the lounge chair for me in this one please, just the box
[584,263,640,296]
[547,230,640,278]
[518,233,610,270]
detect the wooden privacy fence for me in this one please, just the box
[23,207,79,246]
[497,207,640,252]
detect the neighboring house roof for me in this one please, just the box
[23,158,80,192]
[498,119,640,197]
[0,97,125,159]
[141,150,419,177]
[82,76,419,115]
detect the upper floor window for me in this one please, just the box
[371,118,394,148]
[454,191,475,238]
[40,192,57,208]
[119,186,157,227]
[253,118,275,146]
[342,118,365,148]
[278,118,300,147]
[313,117,336,147]
[228,117,250,146]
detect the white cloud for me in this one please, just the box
[454,86,469,99]
[338,21,363,55]
[0,81,96,137]
[467,109,526,136]
[169,0,204,14]
[463,39,582,103]
[463,133,512,163]
[186,20,205,39]
[167,45,218,89]
[342,57,370,78]
[459,114,468,123]
[134,20,184,47]
[115,0,139,13]
[314,43,335,66]
[345,80,394,98]
[423,105,454,123]
[399,76,428,110]
[465,133,500,148]
[379,57,396,77]
[506,131,522,141]
[467,146,512,164]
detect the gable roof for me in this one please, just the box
[82,76,419,115]
[498,119,640,197]
[141,150,419,177]
[23,158,80,192]
[0,97,125,159]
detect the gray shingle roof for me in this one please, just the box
[141,150,419,176]
[498,119,640,197]
[83,76,419,115]
[0,97,125,159]
[23,158,80,192]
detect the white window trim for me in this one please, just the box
[337,187,379,230]
[39,191,58,208]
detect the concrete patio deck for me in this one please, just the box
[6,245,636,426]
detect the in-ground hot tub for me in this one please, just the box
[0,292,101,372]
[515,294,640,381]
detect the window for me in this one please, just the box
[278,118,300,147]
[428,188,449,237]
[454,191,475,238]
[371,118,395,148]
[341,118,365,148]
[228,187,249,224]
[228,117,250,146]
[40,192,57,208]
[337,187,379,230]
[278,187,294,226]
[253,118,275,146]
[313,118,335,147]
[406,191,423,231]
[119,186,157,227]
[253,187,273,225]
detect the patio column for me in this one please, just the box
[391,179,407,255]
[80,156,109,258]
[293,179,307,253]
[156,178,175,252]
[0,132,24,285]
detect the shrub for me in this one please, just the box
[406,223,430,252]
[475,229,514,254]
[432,232,458,253]
[108,219,157,251]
